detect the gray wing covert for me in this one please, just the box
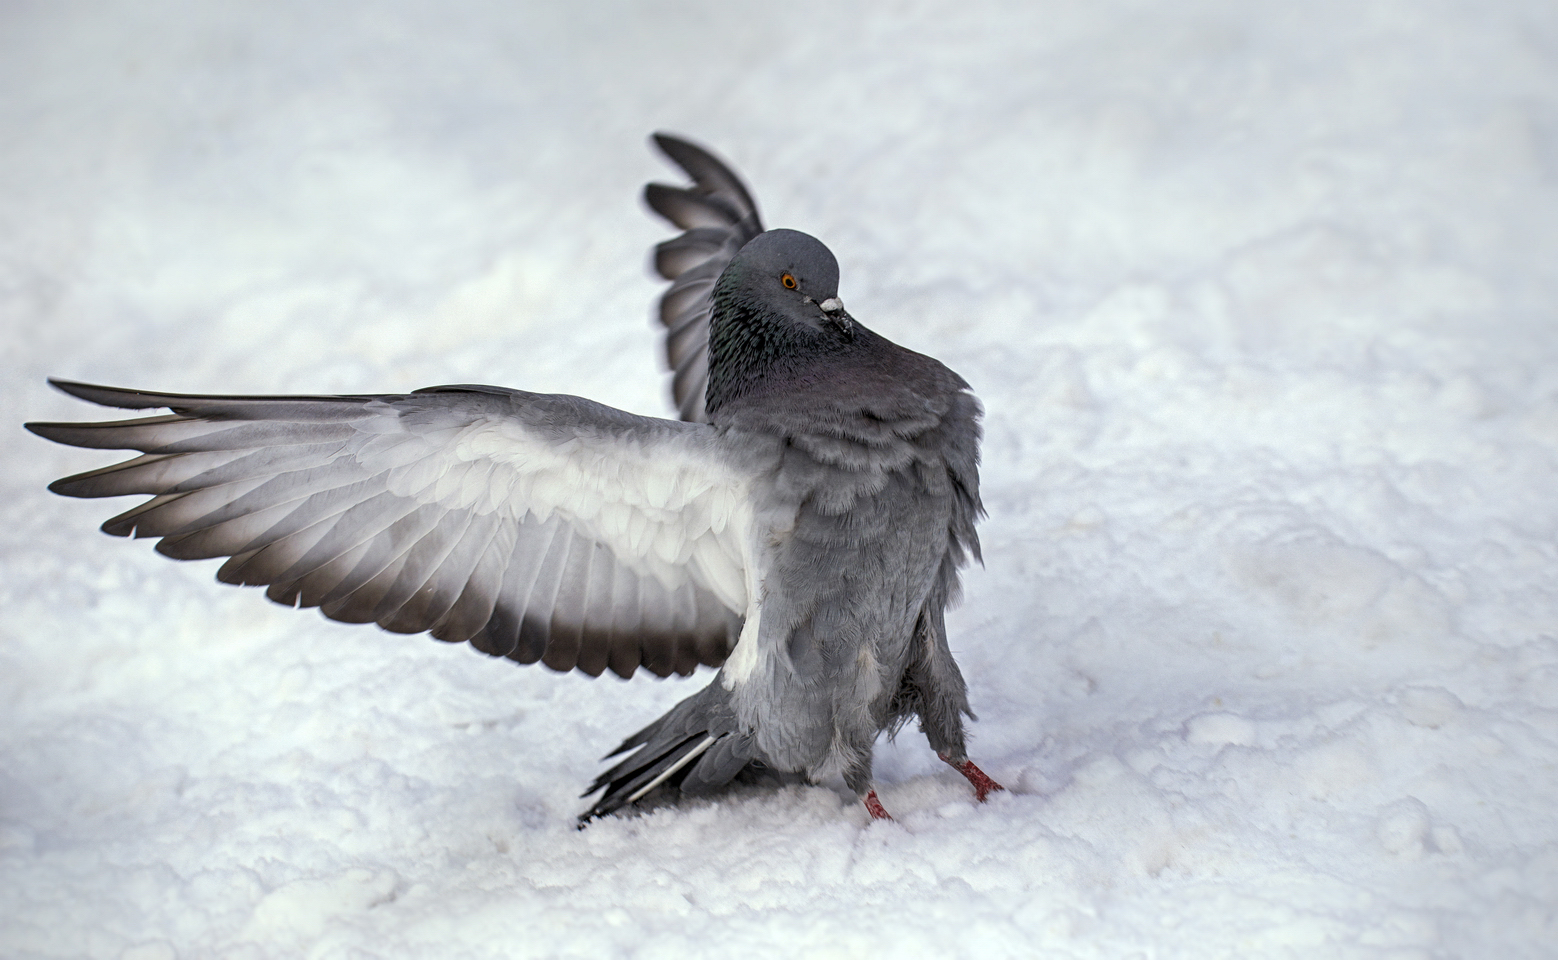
[26,380,756,679]
[645,133,764,423]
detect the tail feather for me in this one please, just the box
[678,733,763,795]
[624,735,717,804]
[578,683,765,823]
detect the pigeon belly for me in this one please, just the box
[719,418,960,783]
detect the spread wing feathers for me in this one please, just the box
[645,132,764,423]
[26,379,760,679]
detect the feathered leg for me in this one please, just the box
[887,608,1005,804]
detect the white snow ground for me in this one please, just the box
[3,1,1556,956]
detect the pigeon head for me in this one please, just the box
[706,229,856,416]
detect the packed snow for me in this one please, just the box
[4,1,1557,957]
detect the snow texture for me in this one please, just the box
[3,1,1557,957]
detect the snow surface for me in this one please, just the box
[4,1,1557,957]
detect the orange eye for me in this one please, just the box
[781,273,798,290]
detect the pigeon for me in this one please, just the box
[24,133,1003,823]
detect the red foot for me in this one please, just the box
[862,789,893,821]
[940,755,1006,802]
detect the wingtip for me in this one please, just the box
[24,420,85,447]
[651,132,716,168]
[45,377,104,398]
[39,378,173,410]
[650,130,687,153]
[647,132,724,179]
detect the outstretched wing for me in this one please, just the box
[645,132,764,423]
[26,379,764,679]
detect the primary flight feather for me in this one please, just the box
[26,134,1003,822]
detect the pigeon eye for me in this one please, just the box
[780,273,798,290]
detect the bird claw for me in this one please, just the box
[940,754,1005,802]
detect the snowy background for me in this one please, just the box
[3,0,1557,956]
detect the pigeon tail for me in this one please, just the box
[578,683,776,823]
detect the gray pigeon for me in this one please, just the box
[25,133,1003,823]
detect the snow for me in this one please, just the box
[3,0,1557,956]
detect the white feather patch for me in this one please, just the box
[356,412,758,618]
[721,603,763,688]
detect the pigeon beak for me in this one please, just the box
[818,297,853,338]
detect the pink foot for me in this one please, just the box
[940,754,1005,802]
[862,789,893,821]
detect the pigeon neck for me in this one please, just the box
[705,286,817,419]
